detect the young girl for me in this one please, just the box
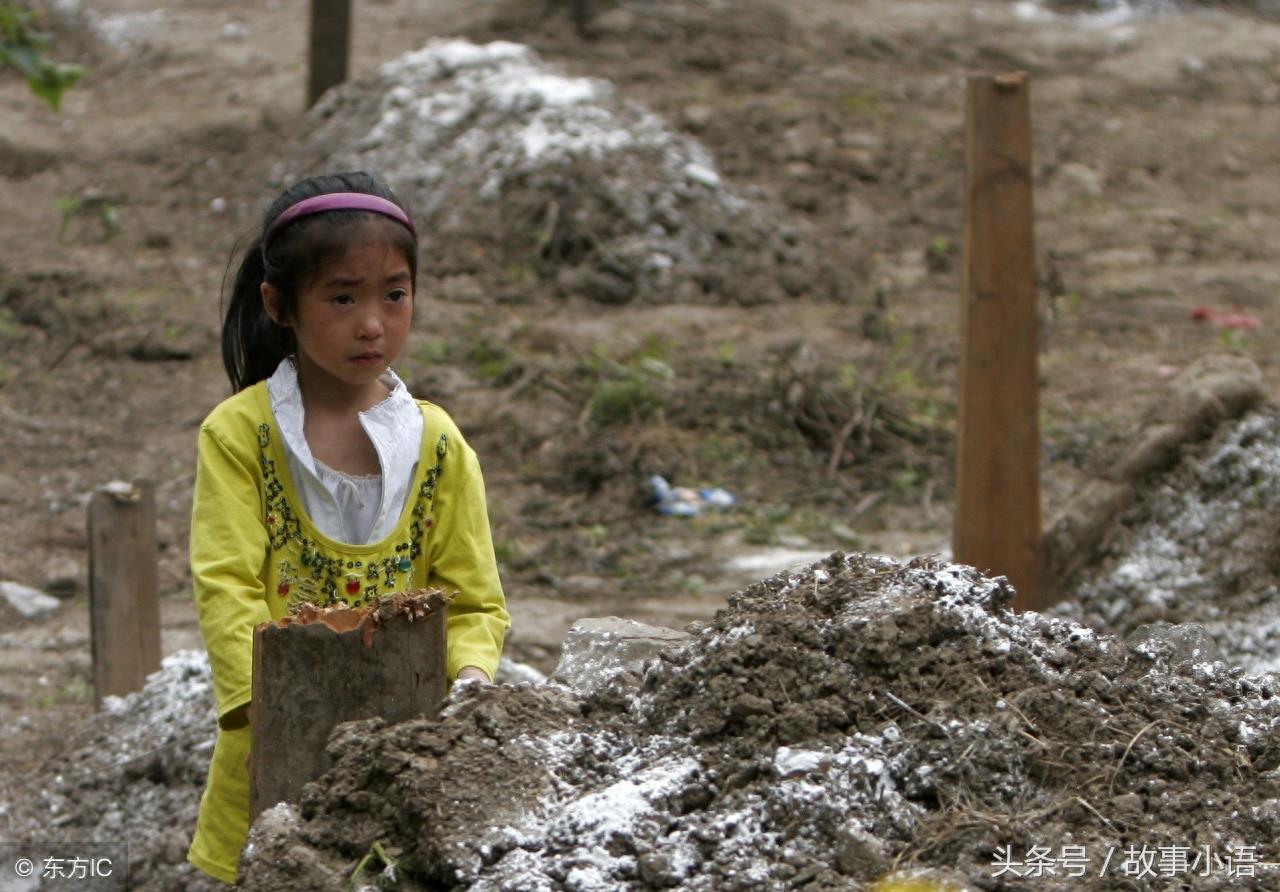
[186,171,509,884]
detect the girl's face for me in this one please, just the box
[262,232,413,403]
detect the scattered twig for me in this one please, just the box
[884,690,951,738]
[1108,719,1163,796]
[1074,795,1117,831]
[826,403,862,477]
[850,491,883,518]
[974,675,1040,736]
[45,335,84,372]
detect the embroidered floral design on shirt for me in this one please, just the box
[258,423,448,606]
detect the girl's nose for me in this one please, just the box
[357,310,383,339]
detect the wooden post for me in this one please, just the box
[954,72,1041,611]
[570,0,592,37]
[250,594,449,819]
[307,0,352,108]
[87,480,161,705]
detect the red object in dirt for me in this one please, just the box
[1189,305,1261,330]
[1217,312,1261,331]
[277,582,290,597]
[346,577,361,595]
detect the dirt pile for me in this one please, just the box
[0,651,223,891]
[277,38,822,307]
[0,642,543,891]
[1052,392,1280,674]
[1040,354,1265,601]
[236,553,1280,891]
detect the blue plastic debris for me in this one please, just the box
[649,475,736,517]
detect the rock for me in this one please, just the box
[1112,791,1145,816]
[773,746,829,778]
[637,852,682,888]
[0,580,62,620]
[495,656,547,686]
[551,616,689,695]
[834,822,887,877]
[1128,623,1222,667]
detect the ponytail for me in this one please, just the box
[220,237,295,393]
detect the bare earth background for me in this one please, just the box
[4,0,1280,886]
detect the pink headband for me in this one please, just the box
[262,192,417,251]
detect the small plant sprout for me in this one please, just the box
[349,840,400,890]
[56,193,121,242]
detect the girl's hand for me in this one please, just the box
[457,666,492,685]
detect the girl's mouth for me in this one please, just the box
[351,353,383,366]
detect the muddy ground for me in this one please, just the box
[5,0,1280,887]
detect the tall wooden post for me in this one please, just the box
[308,0,352,108]
[954,72,1041,611]
[250,594,449,818]
[87,480,161,704]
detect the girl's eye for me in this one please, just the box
[387,289,409,303]
[332,294,354,305]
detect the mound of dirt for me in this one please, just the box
[236,553,1280,890]
[0,646,547,891]
[277,38,821,306]
[1053,398,1280,674]
[1040,354,1265,602]
[0,651,223,891]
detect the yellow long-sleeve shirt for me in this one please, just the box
[186,381,509,883]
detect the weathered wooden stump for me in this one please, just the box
[249,590,450,818]
[87,479,160,706]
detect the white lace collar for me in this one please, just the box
[266,358,424,544]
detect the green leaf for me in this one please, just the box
[28,62,84,110]
[1,3,83,110]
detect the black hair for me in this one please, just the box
[220,171,418,392]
